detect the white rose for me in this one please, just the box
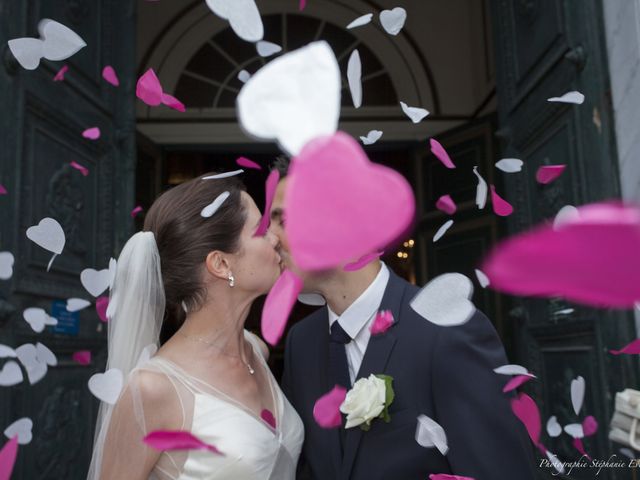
[339,374,387,429]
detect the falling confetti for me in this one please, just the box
[380,8,407,35]
[313,386,347,428]
[410,273,476,326]
[102,65,120,86]
[261,270,303,345]
[53,65,68,81]
[144,430,223,454]
[70,161,89,176]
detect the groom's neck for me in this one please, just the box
[320,261,381,316]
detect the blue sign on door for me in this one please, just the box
[50,300,79,335]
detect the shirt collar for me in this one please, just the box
[328,262,390,339]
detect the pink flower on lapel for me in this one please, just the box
[370,310,394,335]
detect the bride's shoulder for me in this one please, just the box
[126,366,177,405]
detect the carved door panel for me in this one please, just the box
[0,1,135,478]
[491,0,638,477]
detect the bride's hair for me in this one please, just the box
[143,174,247,344]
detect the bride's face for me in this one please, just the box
[231,192,283,295]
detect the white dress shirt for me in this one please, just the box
[328,262,390,384]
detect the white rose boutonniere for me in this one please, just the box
[339,374,395,431]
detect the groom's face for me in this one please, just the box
[269,178,291,267]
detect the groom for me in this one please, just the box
[269,157,536,480]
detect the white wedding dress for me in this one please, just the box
[96,331,304,480]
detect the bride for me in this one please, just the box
[87,174,304,479]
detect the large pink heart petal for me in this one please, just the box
[430,138,456,169]
[255,170,279,237]
[510,392,541,446]
[436,195,457,215]
[482,202,640,308]
[582,415,598,437]
[261,270,303,345]
[161,93,185,112]
[502,374,533,393]
[96,296,109,323]
[344,251,383,272]
[313,385,347,428]
[610,339,640,355]
[0,436,18,480]
[136,69,163,106]
[536,165,566,185]
[143,431,223,455]
[72,350,91,366]
[490,185,513,216]
[286,132,415,271]
[53,65,68,82]
[102,66,120,86]
[370,310,394,335]
[236,156,262,170]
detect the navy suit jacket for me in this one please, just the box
[281,269,537,480]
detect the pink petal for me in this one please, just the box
[536,165,566,185]
[236,156,262,170]
[72,350,91,365]
[313,385,347,428]
[582,415,598,437]
[130,205,144,218]
[161,93,185,112]
[299,0,307,10]
[70,161,89,176]
[261,270,303,345]
[610,339,640,355]
[82,127,101,140]
[102,66,120,86]
[436,195,457,215]
[429,475,475,480]
[572,437,592,461]
[482,201,640,308]
[53,65,69,82]
[430,138,456,169]
[260,409,276,429]
[136,69,163,106]
[490,185,514,217]
[344,251,383,272]
[370,310,394,335]
[255,170,280,237]
[96,296,109,323]
[0,185,8,195]
[502,374,533,393]
[143,430,223,455]
[287,132,415,271]
[0,436,18,480]
[510,392,541,446]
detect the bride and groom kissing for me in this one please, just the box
[87,155,536,480]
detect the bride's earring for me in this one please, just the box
[228,272,235,288]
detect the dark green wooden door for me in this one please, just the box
[491,0,639,477]
[0,1,135,478]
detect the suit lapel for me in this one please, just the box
[339,271,407,479]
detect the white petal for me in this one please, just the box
[493,364,536,377]
[26,217,65,255]
[0,252,14,280]
[564,423,584,439]
[547,91,585,105]
[380,7,407,36]
[410,273,475,326]
[571,376,585,415]
[495,158,524,173]
[7,38,44,70]
[4,417,33,445]
[205,0,264,42]
[237,41,341,156]
[88,369,124,405]
[238,70,251,83]
[546,450,565,475]
[400,101,429,123]
[36,342,57,367]
[66,298,91,312]
[474,269,490,288]
[202,170,244,180]
[80,268,111,297]
[433,219,453,242]
[546,416,562,437]
[415,414,448,455]
[0,361,23,386]
[347,13,373,29]
[297,293,326,306]
[473,166,488,209]
[15,344,48,384]
[553,205,580,230]
[0,345,16,359]
[347,50,362,108]
[256,40,282,57]
[360,130,383,145]
[201,191,230,218]
[39,19,86,61]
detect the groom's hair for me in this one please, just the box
[270,155,290,178]
[144,174,247,345]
